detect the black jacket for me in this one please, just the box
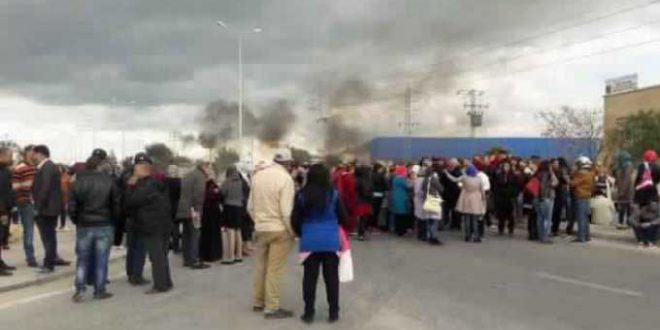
[68,171,120,227]
[0,166,15,214]
[33,160,62,217]
[166,177,181,221]
[634,162,660,205]
[125,176,172,236]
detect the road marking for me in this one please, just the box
[536,272,643,298]
[0,273,127,311]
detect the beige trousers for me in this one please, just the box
[252,230,294,311]
[221,228,243,262]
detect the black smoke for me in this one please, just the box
[257,99,297,147]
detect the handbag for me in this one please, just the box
[339,249,354,283]
[422,178,443,214]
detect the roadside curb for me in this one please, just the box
[0,253,126,294]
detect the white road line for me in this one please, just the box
[536,272,643,298]
[0,273,127,311]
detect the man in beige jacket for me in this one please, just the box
[248,149,296,320]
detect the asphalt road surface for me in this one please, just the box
[1,231,659,330]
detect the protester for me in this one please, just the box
[199,169,222,263]
[494,161,519,236]
[371,163,388,231]
[165,165,182,253]
[614,151,635,229]
[633,150,660,207]
[0,147,16,276]
[32,145,71,273]
[390,165,411,236]
[453,165,486,243]
[176,161,210,269]
[292,164,347,324]
[238,168,254,257]
[441,159,462,230]
[354,165,373,241]
[535,161,558,244]
[414,166,444,245]
[12,145,38,267]
[571,157,595,243]
[551,158,571,236]
[220,166,247,264]
[122,162,149,286]
[336,164,358,234]
[248,149,296,319]
[69,155,120,302]
[125,153,173,294]
[59,165,72,231]
[633,201,659,248]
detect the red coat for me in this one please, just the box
[337,172,358,232]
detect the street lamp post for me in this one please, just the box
[217,21,262,162]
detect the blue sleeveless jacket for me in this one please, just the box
[299,191,341,253]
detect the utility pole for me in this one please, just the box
[457,89,488,138]
[400,85,419,161]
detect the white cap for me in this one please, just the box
[273,148,293,163]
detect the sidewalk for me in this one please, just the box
[589,223,638,244]
[1,225,126,293]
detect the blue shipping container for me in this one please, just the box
[370,137,600,161]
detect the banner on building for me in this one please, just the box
[605,74,638,95]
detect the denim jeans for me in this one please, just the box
[575,198,591,242]
[463,214,481,241]
[75,226,113,294]
[535,198,554,242]
[426,219,439,240]
[126,230,147,278]
[18,203,36,263]
[182,219,201,265]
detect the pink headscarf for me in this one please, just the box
[643,150,658,163]
[395,165,408,178]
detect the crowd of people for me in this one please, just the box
[321,150,660,249]
[0,142,659,325]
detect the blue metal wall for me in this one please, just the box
[370,137,600,161]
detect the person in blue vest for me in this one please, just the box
[292,163,348,325]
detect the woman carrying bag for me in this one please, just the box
[292,164,349,324]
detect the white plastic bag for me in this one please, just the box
[339,250,354,283]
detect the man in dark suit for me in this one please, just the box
[32,145,70,273]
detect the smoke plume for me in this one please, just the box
[257,99,297,147]
[198,99,258,146]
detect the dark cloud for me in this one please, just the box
[1,0,627,108]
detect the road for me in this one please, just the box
[1,231,659,330]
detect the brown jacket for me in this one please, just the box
[571,169,594,199]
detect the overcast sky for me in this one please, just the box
[2,0,660,163]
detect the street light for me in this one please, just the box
[216,20,262,161]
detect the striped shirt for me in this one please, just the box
[12,162,36,204]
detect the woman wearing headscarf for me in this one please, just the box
[199,169,222,263]
[291,164,348,324]
[390,165,411,236]
[614,151,635,229]
[220,166,247,264]
[454,165,486,243]
[414,166,444,245]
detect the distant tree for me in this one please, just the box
[291,147,312,164]
[214,147,239,174]
[609,110,660,160]
[145,143,174,170]
[537,106,603,159]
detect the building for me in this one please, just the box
[370,137,599,161]
[603,78,660,159]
